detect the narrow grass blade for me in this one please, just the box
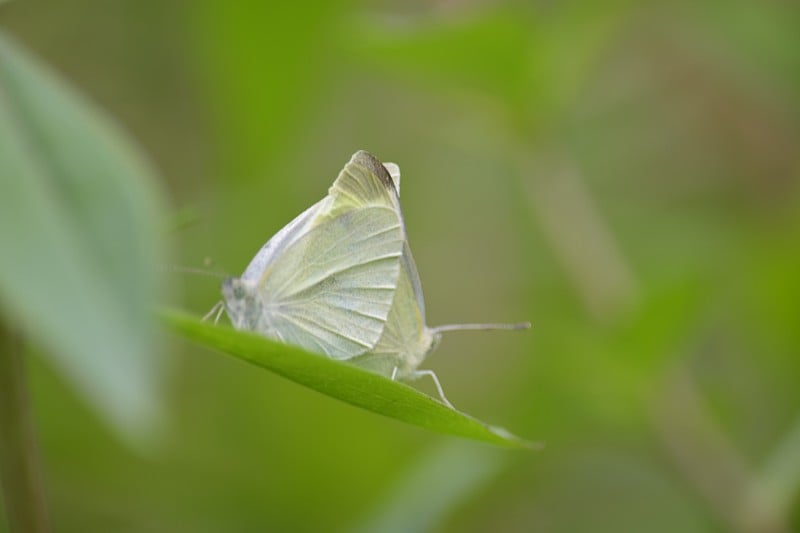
[161,309,538,449]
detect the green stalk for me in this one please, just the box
[0,320,51,533]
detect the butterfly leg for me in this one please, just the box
[391,367,399,381]
[203,301,224,324]
[213,303,225,324]
[411,369,455,409]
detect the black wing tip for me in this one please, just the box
[350,150,397,194]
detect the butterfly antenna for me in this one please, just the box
[162,265,227,279]
[432,322,531,333]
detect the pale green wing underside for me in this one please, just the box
[351,239,433,377]
[374,161,426,320]
[253,151,405,359]
[348,160,432,376]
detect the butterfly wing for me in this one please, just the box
[370,160,426,323]
[350,234,436,378]
[253,151,405,359]
[345,160,434,376]
[239,197,328,283]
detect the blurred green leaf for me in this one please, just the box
[347,4,632,129]
[191,0,347,182]
[161,309,536,449]
[348,12,530,110]
[352,441,508,533]
[692,1,800,90]
[0,31,167,447]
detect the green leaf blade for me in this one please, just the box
[0,31,168,447]
[161,309,538,450]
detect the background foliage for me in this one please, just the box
[2,1,799,531]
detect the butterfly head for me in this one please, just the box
[394,329,442,378]
[409,328,442,367]
[221,277,262,330]
[428,330,443,354]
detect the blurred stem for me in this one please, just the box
[653,362,790,533]
[520,147,638,322]
[0,320,51,533]
[520,143,794,531]
[749,414,800,529]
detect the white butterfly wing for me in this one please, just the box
[239,197,328,284]
[254,151,405,358]
[351,239,434,376]
[383,162,400,192]
[346,160,434,376]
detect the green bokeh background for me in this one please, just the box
[3,1,800,531]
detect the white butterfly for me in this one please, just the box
[216,151,529,407]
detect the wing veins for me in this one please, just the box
[278,312,374,349]
[305,218,401,264]
[272,287,396,314]
[274,254,402,300]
